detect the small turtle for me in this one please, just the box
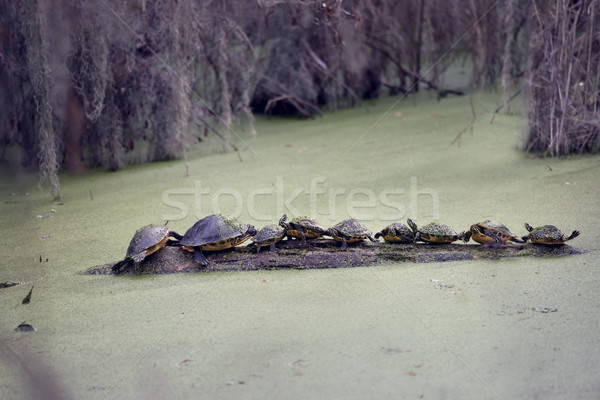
[180,214,257,265]
[279,214,326,245]
[112,225,181,272]
[326,218,377,250]
[408,219,466,244]
[522,223,579,245]
[465,220,524,245]
[252,224,287,253]
[374,222,416,243]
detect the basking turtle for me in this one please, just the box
[326,218,377,250]
[252,224,287,253]
[374,222,416,243]
[465,220,524,245]
[112,225,181,272]
[408,219,466,244]
[522,223,579,245]
[279,214,326,245]
[180,214,257,265]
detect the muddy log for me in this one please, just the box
[84,239,586,275]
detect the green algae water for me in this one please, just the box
[1,92,599,399]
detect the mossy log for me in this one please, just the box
[84,239,587,275]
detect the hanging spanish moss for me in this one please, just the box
[22,0,61,199]
[70,23,108,123]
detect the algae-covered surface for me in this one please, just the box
[1,92,600,399]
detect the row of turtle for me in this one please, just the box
[112,214,580,271]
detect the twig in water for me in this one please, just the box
[196,117,244,162]
[22,285,34,304]
[490,88,522,123]
[451,96,479,146]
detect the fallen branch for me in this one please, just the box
[85,239,586,275]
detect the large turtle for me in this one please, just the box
[326,218,377,250]
[465,220,524,245]
[251,224,287,253]
[279,214,326,245]
[112,225,181,272]
[180,214,257,265]
[522,223,579,245]
[374,222,416,243]
[408,219,466,244]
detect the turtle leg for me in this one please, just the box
[300,230,307,246]
[131,251,146,263]
[509,236,525,244]
[193,248,209,266]
[368,235,377,242]
[565,230,580,241]
[481,231,504,248]
[269,242,279,252]
[279,214,291,231]
[111,259,131,273]
[256,245,261,254]
[340,237,347,250]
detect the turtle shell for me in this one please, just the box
[279,214,326,240]
[125,225,171,263]
[375,223,415,243]
[409,219,463,244]
[180,214,255,251]
[328,219,374,242]
[469,220,523,244]
[253,224,286,247]
[522,223,579,245]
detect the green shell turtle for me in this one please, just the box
[465,220,524,245]
[252,224,287,253]
[374,222,416,243]
[327,218,377,250]
[279,214,326,245]
[180,214,257,265]
[112,225,181,272]
[522,223,579,245]
[408,219,466,244]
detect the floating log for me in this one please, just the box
[84,239,586,275]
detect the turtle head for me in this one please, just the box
[462,230,471,243]
[246,225,258,236]
[524,223,534,232]
[407,219,418,233]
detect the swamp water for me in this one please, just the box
[1,92,599,399]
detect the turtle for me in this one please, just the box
[407,219,466,244]
[278,214,327,245]
[465,220,524,245]
[374,222,416,243]
[326,218,377,250]
[522,223,580,245]
[180,214,257,265]
[251,224,287,253]
[112,225,182,272]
